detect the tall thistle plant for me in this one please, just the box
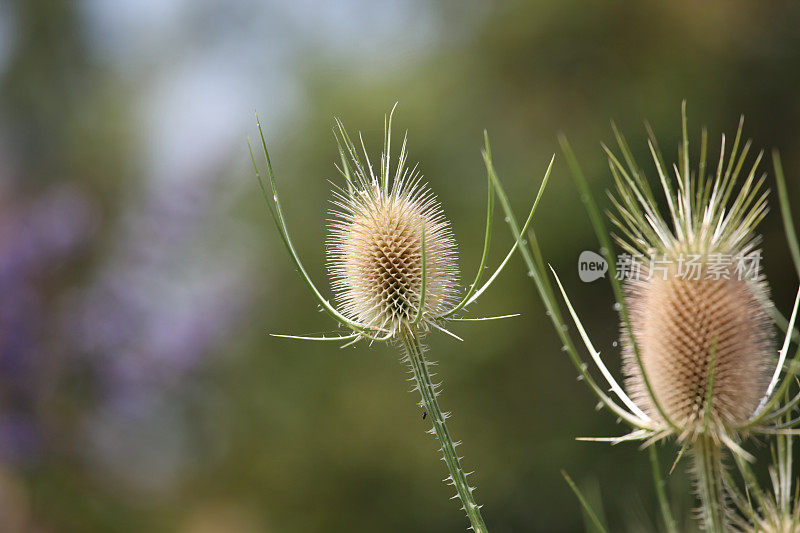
[487,103,800,533]
[250,106,552,532]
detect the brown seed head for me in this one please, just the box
[622,262,774,437]
[606,108,778,440]
[327,184,458,334]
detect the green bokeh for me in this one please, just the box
[2,1,799,531]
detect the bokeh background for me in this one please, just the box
[1,1,799,531]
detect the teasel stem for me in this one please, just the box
[401,325,488,533]
[692,343,728,533]
[649,446,679,533]
[694,435,727,533]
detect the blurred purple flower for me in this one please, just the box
[0,184,95,466]
[67,167,253,491]
[0,414,40,466]
[72,179,249,400]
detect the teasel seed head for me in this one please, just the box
[622,264,774,438]
[743,502,800,533]
[610,105,776,441]
[258,104,549,348]
[554,105,800,533]
[327,176,459,335]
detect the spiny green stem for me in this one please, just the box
[401,326,488,533]
[693,436,727,533]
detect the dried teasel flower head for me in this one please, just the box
[554,105,797,452]
[326,143,459,336]
[551,105,800,533]
[743,498,800,533]
[608,105,776,442]
[255,104,550,347]
[734,431,800,533]
[623,263,773,438]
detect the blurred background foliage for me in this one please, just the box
[0,0,799,531]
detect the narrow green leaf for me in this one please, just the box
[561,471,610,533]
[773,150,800,279]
